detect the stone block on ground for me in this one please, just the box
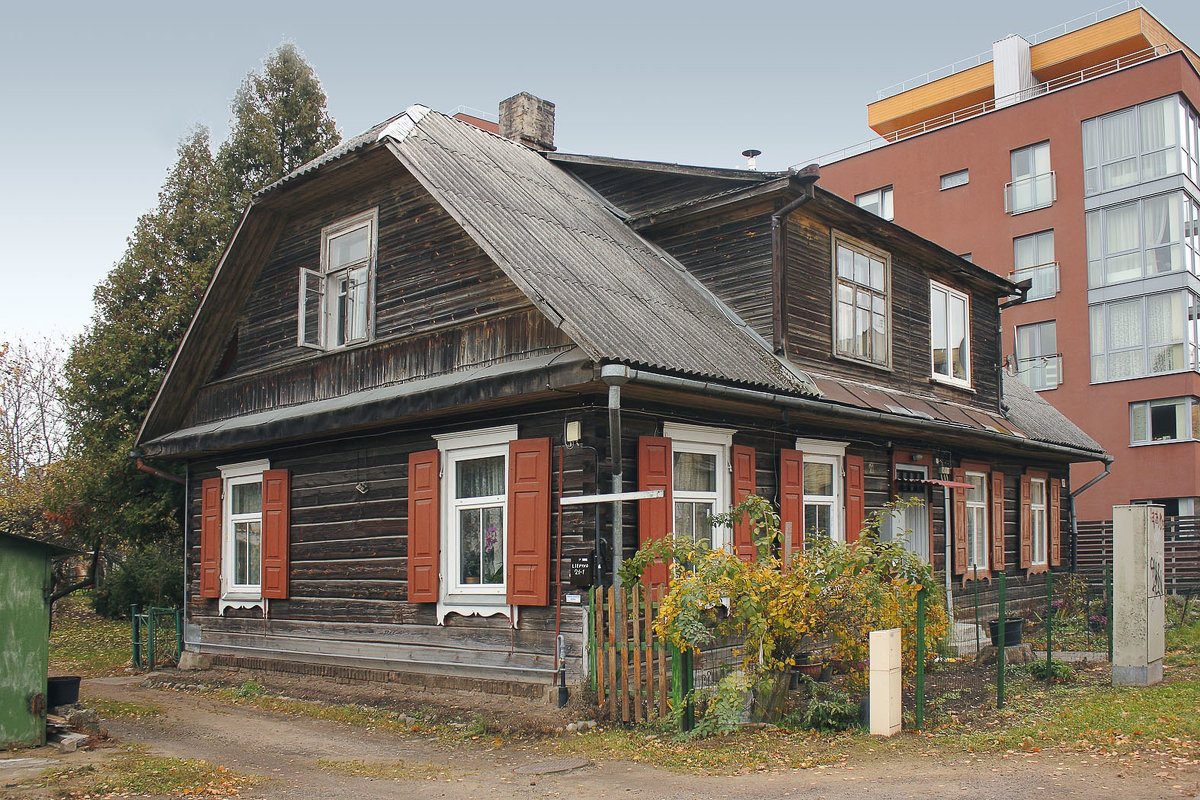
[178,651,213,671]
[66,708,100,735]
[976,643,1034,665]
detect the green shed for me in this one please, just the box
[1,532,71,748]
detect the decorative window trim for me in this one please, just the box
[434,425,519,623]
[663,423,733,550]
[1029,477,1049,567]
[215,459,271,614]
[832,232,891,370]
[298,208,379,351]
[795,438,848,544]
[929,280,971,388]
[964,469,989,574]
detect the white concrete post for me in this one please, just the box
[1112,504,1165,686]
[869,628,902,736]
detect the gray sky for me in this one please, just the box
[3,0,1197,342]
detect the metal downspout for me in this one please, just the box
[1069,459,1113,571]
[604,373,629,587]
[770,169,819,355]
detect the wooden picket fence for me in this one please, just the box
[1077,515,1200,591]
[590,583,675,722]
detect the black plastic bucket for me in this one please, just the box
[988,617,1024,648]
[47,676,81,707]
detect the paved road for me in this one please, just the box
[7,677,1196,800]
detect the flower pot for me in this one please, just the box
[790,662,824,688]
[47,676,81,707]
[988,617,1024,648]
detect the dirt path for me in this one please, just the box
[9,677,1198,800]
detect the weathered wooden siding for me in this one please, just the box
[187,151,565,428]
[643,200,775,339]
[782,206,1002,409]
[185,408,600,687]
[558,162,760,218]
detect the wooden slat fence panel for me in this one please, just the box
[1077,515,1200,591]
[591,583,673,721]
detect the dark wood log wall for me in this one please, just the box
[187,153,566,428]
[783,207,1002,409]
[559,162,759,218]
[185,407,599,686]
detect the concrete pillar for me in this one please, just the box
[1112,505,1165,686]
[869,628,902,736]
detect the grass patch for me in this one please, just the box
[88,697,164,720]
[31,745,252,797]
[212,688,427,734]
[316,758,461,780]
[49,593,132,677]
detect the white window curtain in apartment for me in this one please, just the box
[1105,204,1141,283]
[1142,97,1178,180]
[1108,299,1144,380]
[1149,293,1185,372]
[1102,109,1139,189]
[1144,195,1180,274]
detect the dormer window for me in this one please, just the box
[299,209,378,350]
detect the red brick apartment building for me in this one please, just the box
[819,5,1200,519]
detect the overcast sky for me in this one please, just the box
[3,0,1197,342]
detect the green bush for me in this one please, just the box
[1030,657,1074,683]
[91,544,183,619]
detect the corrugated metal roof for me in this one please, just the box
[380,109,815,395]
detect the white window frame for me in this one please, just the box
[1006,141,1055,214]
[833,233,891,369]
[855,186,894,221]
[887,465,930,562]
[796,438,847,545]
[929,280,971,387]
[1130,396,1200,445]
[1012,229,1058,301]
[217,459,270,611]
[663,422,733,551]
[1030,477,1048,566]
[298,208,378,351]
[434,425,518,622]
[1089,290,1200,383]
[1015,320,1060,391]
[940,169,969,190]
[1086,192,1197,288]
[965,470,989,573]
[1082,95,1187,195]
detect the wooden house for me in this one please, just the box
[136,93,1109,700]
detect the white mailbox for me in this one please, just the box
[869,627,902,736]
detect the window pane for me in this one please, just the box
[456,455,505,498]
[837,245,853,278]
[231,482,262,515]
[950,294,967,380]
[1131,403,1148,442]
[804,503,831,543]
[234,521,261,585]
[804,462,833,496]
[854,252,870,286]
[481,507,504,584]
[674,501,714,544]
[328,225,370,269]
[1031,479,1045,506]
[673,451,716,493]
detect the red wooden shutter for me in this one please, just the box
[407,449,440,603]
[952,468,968,575]
[1019,472,1033,569]
[199,478,222,599]
[261,469,290,600]
[507,438,551,606]
[844,454,865,544]
[991,471,1006,572]
[1049,477,1062,567]
[731,445,757,562]
[638,436,673,586]
[780,449,804,556]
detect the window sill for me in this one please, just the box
[1130,438,1196,447]
[832,353,892,373]
[930,375,974,392]
[219,595,265,617]
[437,597,516,626]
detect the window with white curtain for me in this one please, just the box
[834,234,890,367]
[930,281,970,385]
[1083,96,1184,194]
[965,471,988,572]
[1086,192,1198,287]
[664,423,732,550]
[1007,142,1054,214]
[1016,320,1059,390]
[1013,230,1057,301]
[1030,478,1048,566]
[1090,290,1200,382]
[1130,397,1200,444]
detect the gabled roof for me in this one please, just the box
[139,107,815,444]
[1001,374,1105,455]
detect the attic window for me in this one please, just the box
[298,209,378,350]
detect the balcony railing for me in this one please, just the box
[1005,172,1057,214]
[1010,261,1060,300]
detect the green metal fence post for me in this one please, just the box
[973,566,980,654]
[997,573,1006,709]
[175,607,183,663]
[147,608,156,670]
[915,587,926,731]
[131,604,141,668]
[1046,571,1054,686]
[683,649,694,732]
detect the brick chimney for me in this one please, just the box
[499,92,556,151]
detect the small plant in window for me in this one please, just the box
[483,526,504,585]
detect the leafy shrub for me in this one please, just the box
[688,672,751,737]
[795,684,860,732]
[1030,657,1074,683]
[91,544,183,619]
[235,680,264,699]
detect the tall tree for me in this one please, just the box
[56,45,341,581]
[218,43,341,207]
